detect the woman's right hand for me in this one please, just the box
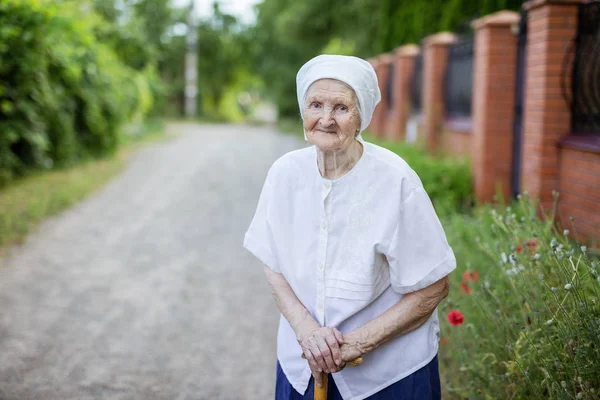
[297,326,345,385]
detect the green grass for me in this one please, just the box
[0,118,170,254]
[437,194,599,399]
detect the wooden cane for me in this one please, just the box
[302,355,363,400]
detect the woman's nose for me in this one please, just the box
[319,108,335,127]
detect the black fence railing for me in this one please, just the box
[512,9,528,198]
[387,61,395,112]
[444,39,474,118]
[410,53,423,114]
[570,1,600,134]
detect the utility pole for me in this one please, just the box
[184,0,198,118]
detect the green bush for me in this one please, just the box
[0,0,148,186]
[364,134,474,216]
[439,192,599,399]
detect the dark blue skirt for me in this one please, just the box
[275,355,441,400]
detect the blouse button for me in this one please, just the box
[321,222,327,230]
[318,262,324,270]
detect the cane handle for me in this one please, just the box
[301,354,363,400]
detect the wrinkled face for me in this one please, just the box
[303,79,361,151]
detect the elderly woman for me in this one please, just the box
[244,55,456,400]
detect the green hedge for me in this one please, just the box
[0,0,152,186]
[439,193,599,399]
[363,134,474,217]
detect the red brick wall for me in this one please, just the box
[385,45,419,142]
[441,129,472,158]
[471,11,520,202]
[422,33,457,154]
[558,147,600,244]
[521,2,579,209]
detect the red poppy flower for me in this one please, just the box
[460,282,472,295]
[447,310,464,326]
[462,270,480,283]
[440,337,449,344]
[516,245,523,253]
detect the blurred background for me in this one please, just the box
[1,1,599,399]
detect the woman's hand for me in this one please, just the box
[336,329,370,370]
[297,326,344,385]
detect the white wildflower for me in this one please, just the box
[538,273,544,280]
[563,229,570,236]
[581,246,587,253]
[565,283,572,290]
[561,381,567,388]
[546,319,553,326]
[534,253,541,260]
[501,252,508,264]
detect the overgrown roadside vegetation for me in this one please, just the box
[0,119,169,254]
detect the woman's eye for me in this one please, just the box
[310,102,321,109]
[337,105,348,112]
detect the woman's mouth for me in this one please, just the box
[317,130,337,135]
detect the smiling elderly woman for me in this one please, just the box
[244,55,456,400]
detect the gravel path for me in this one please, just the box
[0,123,304,400]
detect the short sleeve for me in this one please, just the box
[243,170,281,273]
[384,186,456,294]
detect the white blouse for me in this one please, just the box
[243,139,456,400]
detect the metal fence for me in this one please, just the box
[386,61,395,112]
[444,39,474,118]
[410,53,423,114]
[512,9,528,197]
[570,1,600,134]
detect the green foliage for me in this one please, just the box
[364,134,474,217]
[0,0,147,186]
[439,193,599,399]
[0,118,167,250]
[196,4,246,118]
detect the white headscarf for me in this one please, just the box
[296,54,381,141]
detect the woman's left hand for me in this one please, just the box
[338,330,370,370]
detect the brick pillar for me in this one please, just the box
[370,54,392,138]
[368,57,382,135]
[385,45,420,141]
[471,11,521,203]
[421,32,458,154]
[522,0,581,209]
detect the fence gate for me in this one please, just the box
[444,38,474,118]
[386,61,395,114]
[407,53,423,144]
[569,1,600,134]
[511,10,528,197]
